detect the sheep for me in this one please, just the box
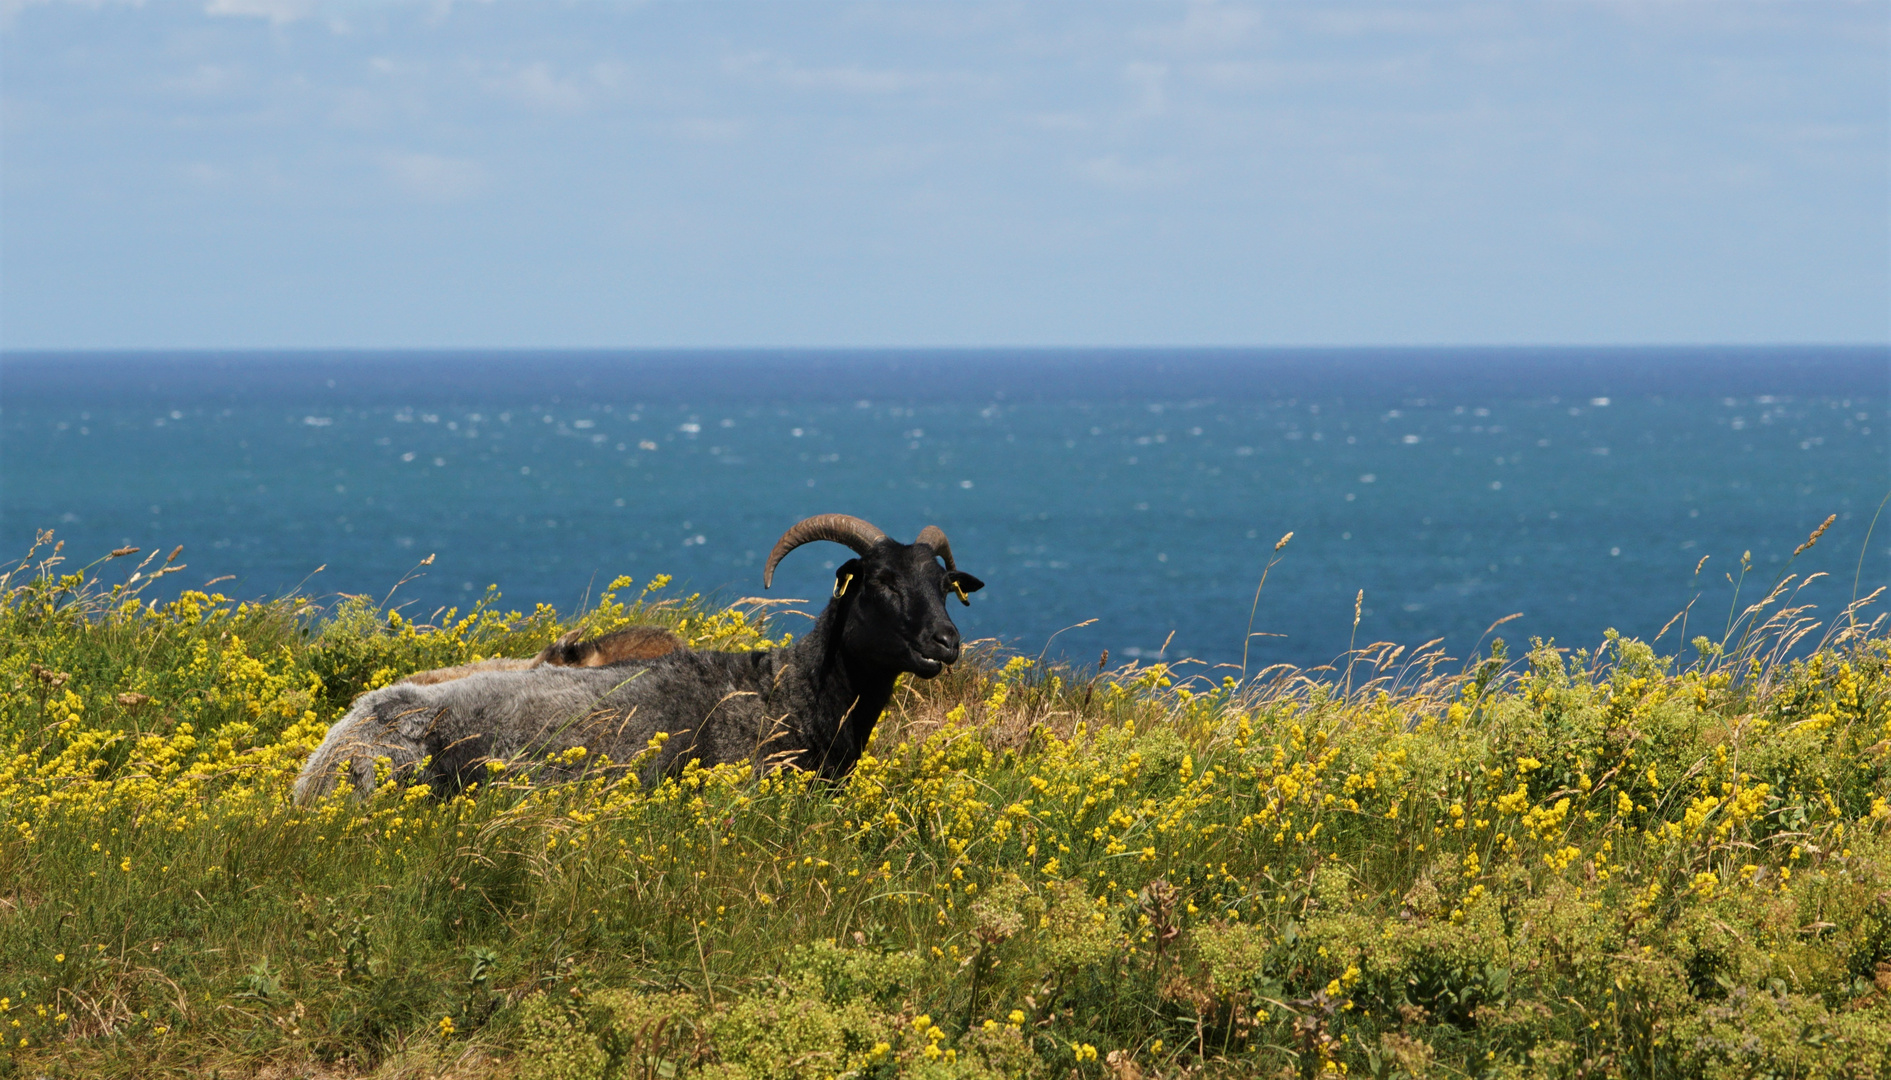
[292,515,983,804]
[396,625,683,686]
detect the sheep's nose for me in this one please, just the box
[933,628,960,654]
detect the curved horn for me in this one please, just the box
[763,514,888,588]
[914,525,956,572]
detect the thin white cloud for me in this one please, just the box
[671,117,745,144]
[847,142,944,178]
[780,66,936,94]
[1547,210,1616,248]
[3,0,1882,348]
[488,62,589,111]
[426,0,496,24]
[163,63,245,96]
[1194,56,1431,91]
[328,86,390,130]
[0,0,322,17]
[1077,154,1188,192]
[171,157,290,194]
[1768,122,1869,145]
[368,56,426,77]
[1139,1,1269,51]
[384,152,484,201]
[204,0,312,24]
[178,161,229,187]
[478,60,632,112]
[588,62,628,91]
[1124,62,1168,117]
[1023,112,1093,133]
[0,0,141,25]
[1301,6,1493,38]
[726,51,997,97]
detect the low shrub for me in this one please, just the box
[1,534,1886,1078]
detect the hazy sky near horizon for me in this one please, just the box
[2,1,1885,349]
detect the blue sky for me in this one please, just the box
[2,1,1885,348]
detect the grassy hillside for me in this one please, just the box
[1,532,1888,1079]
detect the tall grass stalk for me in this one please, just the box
[1,535,1887,1080]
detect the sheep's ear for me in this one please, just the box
[833,558,864,597]
[947,571,984,604]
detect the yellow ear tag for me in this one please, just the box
[834,573,854,598]
[950,580,970,605]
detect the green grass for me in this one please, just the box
[1,532,1888,1079]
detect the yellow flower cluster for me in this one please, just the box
[3,541,1888,1076]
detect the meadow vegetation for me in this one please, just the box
[1,531,1888,1079]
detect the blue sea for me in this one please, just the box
[1,349,1885,674]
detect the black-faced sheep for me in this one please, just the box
[292,515,982,804]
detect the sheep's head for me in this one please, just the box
[764,514,985,678]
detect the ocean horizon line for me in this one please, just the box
[5,342,1888,357]
[5,344,1880,412]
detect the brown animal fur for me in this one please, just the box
[396,626,683,687]
[535,625,684,667]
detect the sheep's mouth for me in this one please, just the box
[912,656,946,678]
